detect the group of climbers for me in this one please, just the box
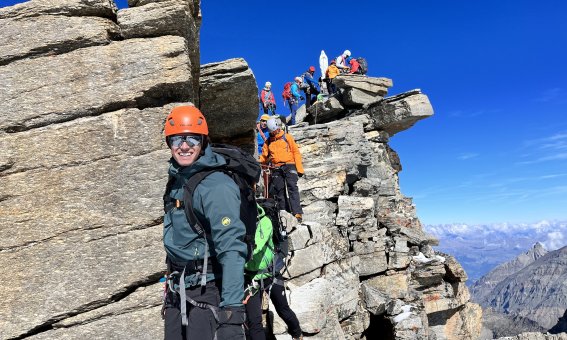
[326,49,367,94]
[161,105,304,340]
[258,48,367,126]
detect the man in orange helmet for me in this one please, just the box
[162,105,247,339]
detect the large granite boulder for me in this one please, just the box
[199,58,259,149]
[333,74,393,107]
[305,96,345,124]
[368,89,434,137]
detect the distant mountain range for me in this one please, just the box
[470,242,548,305]
[469,243,567,337]
[424,220,567,283]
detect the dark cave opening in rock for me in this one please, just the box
[363,313,395,340]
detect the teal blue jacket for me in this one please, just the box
[163,145,247,307]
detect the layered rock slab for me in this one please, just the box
[0,15,119,66]
[0,105,173,177]
[333,74,393,107]
[0,0,117,20]
[0,105,174,250]
[0,225,164,339]
[0,36,191,133]
[29,306,163,340]
[118,0,201,103]
[28,284,163,339]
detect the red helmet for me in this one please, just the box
[309,66,315,72]
[164,105,209,137]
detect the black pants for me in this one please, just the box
[326,78,336,94]
[269,165,303,215]
[303,87,320,108]
[245,277,302,339]
[164,281,244,340]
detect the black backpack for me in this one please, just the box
[257,198,289,274]
[163,144,262,261]
[357,57,368,75]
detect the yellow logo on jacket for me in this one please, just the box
[221,217,231,226]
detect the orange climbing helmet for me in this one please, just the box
[164,105,209,137]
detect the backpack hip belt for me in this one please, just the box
[167,257,218,277]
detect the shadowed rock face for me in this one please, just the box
[550,309,567,334]
[0,1,482,339]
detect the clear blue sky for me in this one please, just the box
[4,0,567,225]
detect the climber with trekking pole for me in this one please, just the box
[259,117,304,223]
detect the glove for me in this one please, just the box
[216,306,245,338]
[298,173,304,178]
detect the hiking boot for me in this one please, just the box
[294,214,303,223]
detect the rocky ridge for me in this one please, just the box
[471,242,548,306]
[471,242,567,337]
[1,1,480,339]
[496,333,567,340]
[487,246,567,331]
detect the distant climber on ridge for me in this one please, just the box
[349,57,362,74]
[301,66,320,108]
[325,59,340,95]
[288,77,304,125]
[259,117,304,222]
[336,49,351,72]
[256,114,270,156]
[259,81,276,117]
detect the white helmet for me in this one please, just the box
[344,50,351,57]
[265,81,271,88]
[294,76,302,83]
[266,118,281,132]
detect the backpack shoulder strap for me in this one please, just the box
[163,175,177,213]
[183,169,218,237]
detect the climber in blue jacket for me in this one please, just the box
[288,77,303,125]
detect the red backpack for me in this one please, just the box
[282,82,292,101]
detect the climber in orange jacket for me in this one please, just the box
[259,118,304,222]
